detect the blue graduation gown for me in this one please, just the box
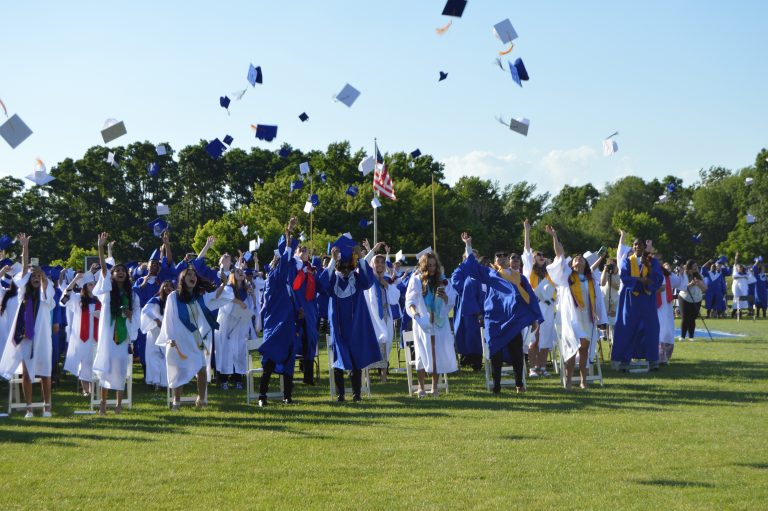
[460,254,543,360]
[258,237,299,375]
[397,272,412,345]
[754,266,767,307]
[133,276,162,367]
[450,265,484,357]
[319,260,381,371]
[611,255,664,363]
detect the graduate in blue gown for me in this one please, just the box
[257,218,300,406]
[611,239,664,370]
[459,233,543,393]
[133,248,164,382]
[450,250,485,371]
[753,260,767,317]
[318,234,380,402]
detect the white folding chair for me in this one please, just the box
[91,356,133,410]
[480,327,526,392]
[245,337,283,404]
[327,335,370,400]
[7,365,47,414]
[557,340,605,387]
[402,331,449,396]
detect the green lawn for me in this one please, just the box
[1,319,766,511]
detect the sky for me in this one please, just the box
[1,1,766,197]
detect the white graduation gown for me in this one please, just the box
[0,273,55,381]
[140,301,169,387]
[156,288,233,389]
[215,292,256,375]
[92,271,140,391]
[657,273,681,345]
[405,272,459,374]
[522,249,557,350]
[547,256,607,365]
[0,285,19,365]
[252,277,266,333]
[61,291,99,382]
[732,273,756,310]
[363,278,400,369]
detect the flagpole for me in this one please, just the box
[373,137,378,246]
[431,171,437,253]
[310,172,314,254]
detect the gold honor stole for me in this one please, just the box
[629,254,651,296]
[568,272,596,320]
[492,265,530,303]
[529,271,557,300]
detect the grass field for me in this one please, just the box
[1,318,766,511]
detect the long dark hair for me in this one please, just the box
[228,272,248,301]
[155,280,174,314]
[80,283,96,312]
[109,264,133,319]
[176,268,216,303]
[685,259,702,281]
[0,282,18,314]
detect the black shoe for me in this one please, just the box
[492,386,501,395]
[303,379,315,386]
[352,394,362,402]
[257,396,268,407]
[336,395,345,402]
[282,397,294,404]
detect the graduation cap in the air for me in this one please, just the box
[106,151,117,167]
[147,162,159,177]
[0,235,14,251]
[359,156,375,175]
[658,194,669,204]
[745,177,754,186]
[439,71,448,82]
[319,172,327,183]
[508,58,529,87]
[754,256,763,263]
[243,251,253,263]
[26,159,55,186]
[328,233,356,262]
[247,64,263,86]
[0,257,14,269]
[410,149,422,159]
[691,233,702,244]
[101,119,127,144]
[716,255,728,264]
[156,144,167,156]
[290,179,304,192]
[156,203,170,215]
[335,84,361,107]
[371,197,381,209]
[147,218,169,238]
[493,19,518,44]
[279,146,292,158]
[255,124,278,142]
[223,135,233,146]
[303,201,314,214]
[496,116,529,136]
[298,231,307,242]
[359,219,372,228]
[206,138,227,159]
[747,213,757,224]
[395,250,405,263]
[665,183,677,194]
[299,162,310,175]
[149,249,161,262]
[219,96,231,112]
[299,112,309,122]
[346,185,359,197]
[0,114,33,149]
[442,0,467,17]
[310,193,320,207]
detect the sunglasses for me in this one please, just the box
[494,252,509,258]
[510,255,521,260]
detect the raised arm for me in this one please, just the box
[523,219,531,253]
[162,230,173,265]
[97,232,109,278]
[18,233,29,276]
[545,225,563,258]
[197,235,215,260]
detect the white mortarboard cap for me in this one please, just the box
[304,201,314,214]
[240,225,248,236]
[101,119,127,144]
[156,144,167,156]
[257,236,264,248]
[509,117,529,136]
[274,249,280,257]
[156,203,170,215]
[0,114,33,149]
[747,214,756,224]
[583,250,599,266]
[745,177,754,186]
[658,194,669,204]
[371,197,382,209]
[335,84,360,108]
[106,151,117,166]
[358,155,375,175]
[249,239,257,252]
[79,271,96,286]
[493,19,518,44]
[395,250,404,263]
[105,256,116,267]
[243,251,252,262]
[603,138,618,156]
[415,246,433,260]
[299,231,307,242]
[25,158,55,186]
[299,161,310,175]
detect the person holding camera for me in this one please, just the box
[677,260,707,340]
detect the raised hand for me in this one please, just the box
[461,232,472,245]
[331,246,341,261]
[544,225,557,237]
[17,233,30,247]
[97,232,109,247]
[362,239,371,252]
[287,216,298,232]
[523,218,531,231]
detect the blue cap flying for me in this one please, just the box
[206,138,227,159]
[147,218,169,239]
[346,185,359,197]
[255,124,278,142]
[509,58,529,87]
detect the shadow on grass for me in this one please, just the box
[635,479,715,488]
[734,462,768,470]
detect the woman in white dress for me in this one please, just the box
[522,219,557,378]
[363,242,401,383]
[544,226,607,390]
[215,267,256,390]
[654,254,682,364]
[92,233,141,415]
[0,233,56,417]
[156,265,232,410]
[140,280,174,390]
[405,251,458,398]
[0,264,22,367]
[61,271,100,396]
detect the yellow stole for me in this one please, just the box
[492,265,530,303]
[629,254,651,296]
[530,270,557,300]
[568,272,596,319]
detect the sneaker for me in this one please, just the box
[352,394,362,402]
[220,382,229,390]
[282,397,294,405]
[24,410,34,419]
[336,395,346,402]
[540,369,551,377]
[258,396,268,407]
[528,369,539,378]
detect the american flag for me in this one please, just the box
[373,143,396,200]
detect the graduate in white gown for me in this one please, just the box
[156,265,233,409]
[61,272,100,396]
[215,267,257,390]
[92,233,141,415]
[363,242,401,382]
[544,226,607,390]
[405,251,458,398]
[0,264,23,368]
[522,219,557,378]
[654,254,682,364]
[0,234,56,417]
[140,280,174,389]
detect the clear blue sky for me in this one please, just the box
[2,0,766,196]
